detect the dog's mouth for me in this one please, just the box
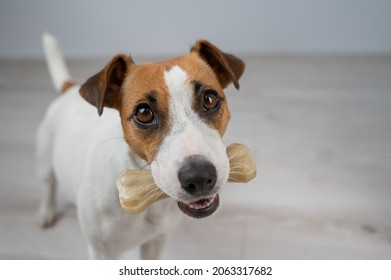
[177,194,219,219]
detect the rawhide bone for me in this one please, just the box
[116,143,256,214]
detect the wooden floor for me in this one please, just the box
[0,55,390,259]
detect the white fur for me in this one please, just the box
[37,36,183,259]
[42,33,72,92]
[151,66,229,202]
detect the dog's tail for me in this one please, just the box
[42,33,75,94]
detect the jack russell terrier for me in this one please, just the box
[37,33,245,259]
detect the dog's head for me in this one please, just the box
[80,40,245,218]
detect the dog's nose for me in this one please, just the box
[178,155,217,195]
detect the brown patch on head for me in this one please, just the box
[171,54,232,136]
[79,40,245,163]
[119,63,172,162]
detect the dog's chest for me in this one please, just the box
[143,199,183,230]
[114,199,183,246]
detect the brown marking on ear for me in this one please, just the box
[191,40,245,89]
[60,80,76,94]
[79,54,134,116]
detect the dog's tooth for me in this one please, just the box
[187,195,215,209]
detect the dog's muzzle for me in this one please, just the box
[178,155,217,196]
[116,143,256,218]
[177,155,220,218]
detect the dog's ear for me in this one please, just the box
[80,54,134,116]
[191,40,245,89]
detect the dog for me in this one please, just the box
[37,33,245,259]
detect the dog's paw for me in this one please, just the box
[36,205,57,228]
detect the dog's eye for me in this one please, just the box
[134,104,154,124]
[202,90,220,111]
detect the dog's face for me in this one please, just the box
[80,40,245,218]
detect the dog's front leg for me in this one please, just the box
[140,234,167,260]
[87,242,118,260]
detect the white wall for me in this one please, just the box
[1,0,390,58]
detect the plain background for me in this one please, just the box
[1,0,391,58]
[1,0,391,260]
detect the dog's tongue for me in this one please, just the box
[177,194,220,219]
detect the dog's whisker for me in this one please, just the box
[140,188,161,201]
[145,182,158,190]
[229,170,246,175]
[228,171,244,176]
[146,190,165,203]
[227,147,245,161]
[228,170,251,175]
[139,183,157,193]
[229,165,251,170]
[141,191,158,201]
[141,163,152,170]
[229,167,254,172]
[141,184,159,196]
[230,163,251,167]
[227,150,243,161]
[228,173,250,179]
[154,191,167,201]
[100,136,125,145]
[226,145,242,156]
